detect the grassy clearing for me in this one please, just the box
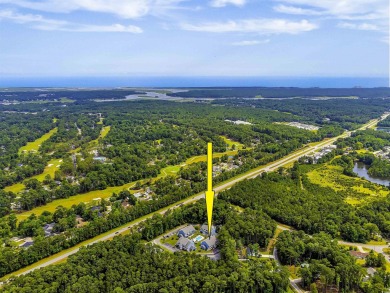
[99,126,111,139]
[185,150,238,165]
[220,136,244,150]
[158,165,181,177]
[366,240,387,245]
[307,164,389,205]
[286,265,299,279]
[18,128,58,155]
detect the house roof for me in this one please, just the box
[200,224,215,233]
[179,225,195,235]
[202,235,217,247]
[367,267,377,276]
[176,237,194,248]
[349,251,368,258]
[21,241,34,248]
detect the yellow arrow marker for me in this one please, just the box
[205,142,215,237]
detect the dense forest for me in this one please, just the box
[213,98,390,129]
[0,200,291,292]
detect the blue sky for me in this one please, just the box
[0,0,388,79]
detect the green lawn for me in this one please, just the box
[99,126,111,139]
[18,128,58,155]
[158,165,181,177]
[220,135,244,150]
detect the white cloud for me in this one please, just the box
[0,10,143,32]
[231,39,270,46]
[338,22,380,31]
[0,0,184,19]
[273,4,323,15]
[274,0,388,20]
[181,18,317,34]
[210,0,246,8]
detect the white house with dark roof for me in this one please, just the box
[176,237,196,252]
[177,225,195,238]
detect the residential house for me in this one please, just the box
[20,241,34,248]
[200,224,216,236]
[177,225,195,238]
[200,236,217,251]
[363,267,377,282]
[43,223,55,237]
[176,238,196,252]
[349,251,368,259]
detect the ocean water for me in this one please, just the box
[0,76,388,88]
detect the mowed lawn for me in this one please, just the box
[220,135,244,150]
[18,128,58,155]
[99,126,111,139]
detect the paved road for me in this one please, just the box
[338,240,389,262]
[4,116,386,281]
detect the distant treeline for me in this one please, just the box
[0,90,143,102]
[168,87,390,99]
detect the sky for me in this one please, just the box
[0,0,388,80]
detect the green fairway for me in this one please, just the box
[88,126,111,148]
[220,135,244,150]
[4,158,63,194]
[99,126,111,138]
[159,165,181,177]
[18,128,57,155]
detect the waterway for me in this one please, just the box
[353,162,390,186]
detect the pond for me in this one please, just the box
[353,162,390,187]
